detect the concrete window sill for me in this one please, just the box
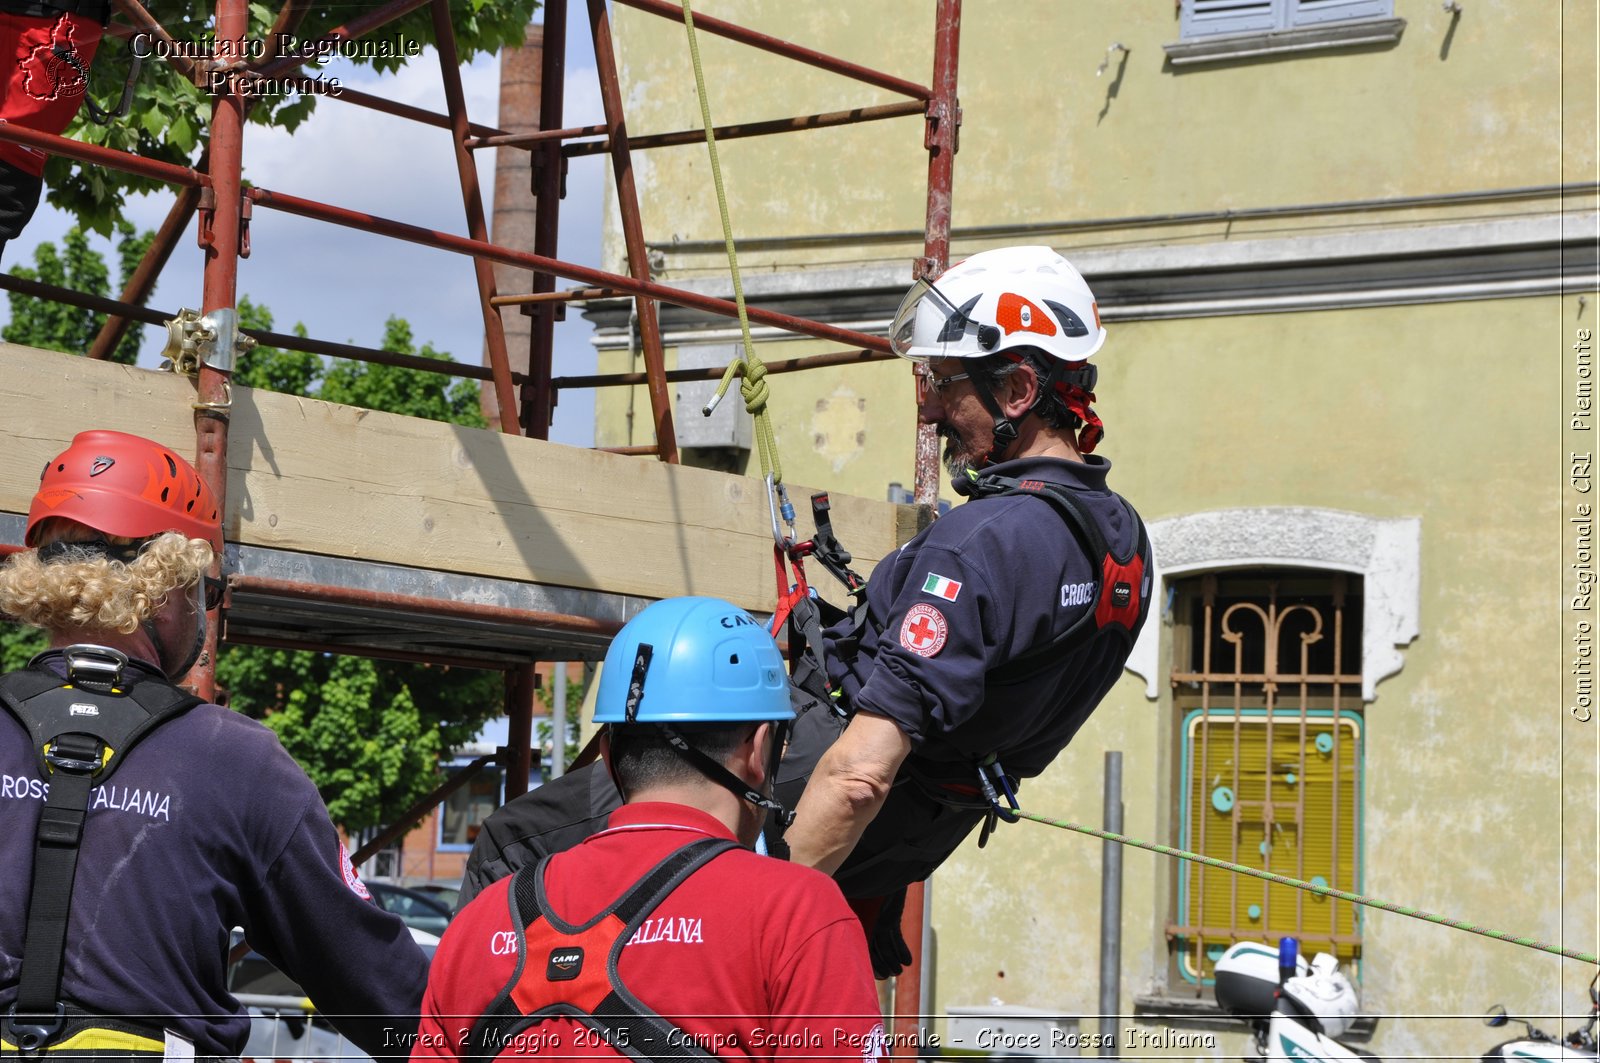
[1164,17,1406,66]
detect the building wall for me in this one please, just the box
[590,1,1598,1056]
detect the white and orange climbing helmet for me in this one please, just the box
[889,245,1106,365]
[889,246,1109,456]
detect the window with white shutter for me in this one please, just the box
[1290,0,1394,27]
[1181,0,1279,38]
[1170,0,1402,63]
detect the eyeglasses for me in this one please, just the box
[201,575,225,611]
[916,367,971,403]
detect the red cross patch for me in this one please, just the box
[339,841,371,900]
[899,603,949,657]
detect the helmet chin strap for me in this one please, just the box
[143,581,208,681]
[964,356,1103,467]
[965,370,1023,468]
[657,722,795,828]
[604,722,796,829]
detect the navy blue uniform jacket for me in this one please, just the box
[459,454,1149,903]
[0,654,429,1058]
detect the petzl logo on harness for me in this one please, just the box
[546,947,584,982]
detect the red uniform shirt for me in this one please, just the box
[415,802,886,1063]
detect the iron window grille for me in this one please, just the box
[1166,569,1365,988]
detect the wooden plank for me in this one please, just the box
[0,343,917,613]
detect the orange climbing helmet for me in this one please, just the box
[25,430,223,551]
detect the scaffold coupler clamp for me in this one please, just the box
[160,307,256,413]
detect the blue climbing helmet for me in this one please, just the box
[595,596,794,724]
[595,596,796,826]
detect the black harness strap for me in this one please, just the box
[963,473,1152,684]
[0,650,202,1052]
[807,493,867,598]
[468,837,739,1062]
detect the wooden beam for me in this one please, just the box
[0,344,919,613]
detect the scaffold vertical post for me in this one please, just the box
[505,664,538,799]
[911,0,961,511]
[432,0,522,435]
[525,0,569,438]
[586,0,679,463]
[191,0,248,703]
[897,2,961,1054]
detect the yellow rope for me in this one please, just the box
[681,0,783,487]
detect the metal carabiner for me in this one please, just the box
[765,473,797,547]
[977,756,1021,824]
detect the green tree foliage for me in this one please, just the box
[232,307,485,429]
[321,317,487,428]
[54,0,541,234]
[216,647,499,829]
[0,624,49,673]
[4,228,502,834]
[1,222,151,363]
[232,295,320,394]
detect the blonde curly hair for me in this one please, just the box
[0,521,214,635]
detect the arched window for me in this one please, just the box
[1127,509,1419,992]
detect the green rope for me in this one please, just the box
[681,0,782,486]
[1013,809,1600,967]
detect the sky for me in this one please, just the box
[0,10,606,447]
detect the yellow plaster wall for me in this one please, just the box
[603,0,1582,270]
[594,343,920,501]
[928,295,1587,1057]
[596,1,1599,1053]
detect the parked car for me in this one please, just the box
[409,881,461,913]
[367,881,453,937]
[230,927,438,1063]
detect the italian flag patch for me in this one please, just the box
[922,572,962,601]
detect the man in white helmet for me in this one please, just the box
[778,246,1152,966]
[457,247,1151,977]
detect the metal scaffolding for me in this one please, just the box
[0,0,960,1025]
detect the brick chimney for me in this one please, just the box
[482,23,543,429]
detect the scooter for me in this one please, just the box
[1214,938,1371,1063]
[1215,938,1600,1063]
[1480,975,1599,1063]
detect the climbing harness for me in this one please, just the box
[959,470,1151,671]
[916,472,1151,838]
[467,836,739,1062]
[0,645,203,1056]
[974,754,1021,846]
[765,488,869,722]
